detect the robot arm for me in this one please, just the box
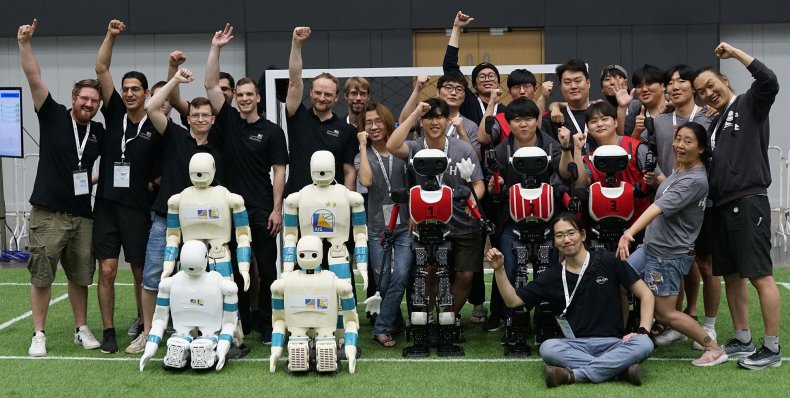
[337,279,359,374]
[216,279,239,371]
[282,193,300,274]
[229,193,251,291]
[269,279,287,373]
[140,278,173,371]
[163,194,182,279]
[349,191,369,292]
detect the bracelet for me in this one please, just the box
[561,146,572,152]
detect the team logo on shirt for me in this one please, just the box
[596,276,608,285]
[189,298,205,307]
[196,208,221,220]
[304,297,329,310]
[325,129,340,137]
[139,131,152,141]
[311,209,335,232]
[249,134,263,142]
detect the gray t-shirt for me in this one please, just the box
[416,115,480,158]
[644,166,708,257]
[644,108,713,176]
[354,148,409,237]
[404,137,484,237]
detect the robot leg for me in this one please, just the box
[190,336,218,370]
[315,335,339,373]
[436,244,464,356]
[327,247,354,352]
[287,333,310,373]
[504,240,531,356]
[403,245,430,358]
[163,335,192,370]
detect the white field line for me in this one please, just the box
[0,282,135,287]
[778,282,790,291]
[0,293,69,331]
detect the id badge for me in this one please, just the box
[73,170,89,196]
[555,315,576,339]
[113,162,131,188]
[382,204,400,225]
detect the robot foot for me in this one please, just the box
[163,343,190,370]
[287,340,310,372]
[402,343,430,358]
[226,343,250,359]
[436,343,464,357]
[316,340,338,373]
[191,346,217,370]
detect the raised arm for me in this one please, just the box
[95,19,126,108]
[17,19,48,110]
[443,11,473,74]
[477,88,502,145]
[388,102,430,159]
[716,41,754,68]
[205,23,234,114]
[398,75,429,125]
[557,127,587,184]
[286,27,311,117]
[148,68,195,134]
[167,51,190,117]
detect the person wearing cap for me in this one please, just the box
[479,69,554,145]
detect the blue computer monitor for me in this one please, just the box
[0,87,23,158]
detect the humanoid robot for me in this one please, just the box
[269,235,358,374]
[282,150,368,339]
[139,240,238,372]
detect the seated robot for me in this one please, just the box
[282,150,368,342]
[403,149,471,358]
[269,235,358,374]
[139,240,238,372]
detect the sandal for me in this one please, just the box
[373,333,396,348]
[470,305,487,324]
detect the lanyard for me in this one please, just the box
[446,124,456,138]
[711,95,738,151]
[371,146,393,192]
[71,117,90,170]
[565,107,588,135]
[120,114,148,161]
[477,96,488,116]
[560,251,591,317]
[423,137,449,185]
[672,105,699,127]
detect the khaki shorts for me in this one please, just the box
[27,206,95,287]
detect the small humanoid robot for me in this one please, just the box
[282,150,368,340]
[403,149,470,358]
[269,235,358,374]
[139,240,239,372]
[504,147,557,354]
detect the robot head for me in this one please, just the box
[510,147,550,176]
[180,240,208,276]
[410,149,448,178]
[296,235,323,271]
[589,145,630,175]
[189,153,216,188]
[310,150,335,186]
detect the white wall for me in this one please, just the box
[0,33,246,219]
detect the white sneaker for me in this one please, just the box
[654,328,688,346]
[28,332,47,357]
[126,333,147,354]
[74,326,101,350]
[693,326,717,351]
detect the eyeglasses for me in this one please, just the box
[553,230,579,240]
[189,113,213,120]
[364,119,384,128]
[477,74,498,82]
[440,85,465,94]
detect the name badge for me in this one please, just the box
[113,162,131,188]
[555,315,576,339]
[73,170,89,196]
[382,204,400,226]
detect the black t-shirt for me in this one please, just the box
[541,106,598,154]
[151,121,224,214]
[96,90,162,210]
[515,251,639,338]
[215,103,289,211]
[284,103,357,195]
[29,93,104,218]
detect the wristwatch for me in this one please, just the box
[636,327,649,335]
[561,145,572,152]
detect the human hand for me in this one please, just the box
[292,26,311,43]
[454,11,474,27]
[212,23,234,47]
[107,19,126,36]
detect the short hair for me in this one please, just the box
[556,59,589,80]
[344,77,370,95]
[663,64,696,85]
[691,66,726,90]
[676,121,712,168]
[312,72,340,94]
[359,103,396,140]
[72,79,101,98]
[121,71,148,91]
[189,96,212,112]
[219,72,235,88]
[584,101,617,122]
[631,64,665,87]
[550,212,585,235]
[504,98,540,122]
[151,80,167,93]
[507,69,537,90]
[235,77,259,93]
[423,97,449,119]
[437,71,468,90]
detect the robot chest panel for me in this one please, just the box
[179,189,232,231]
[283,273,339,327]
[509,183,554,222]
[409,186,453,224]
[588,182,635,221]
[170,287,223,325]
[298,187,350,236]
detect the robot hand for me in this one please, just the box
[269,346,283,373]
[215,339,231,370]
[345,345,357,374]
[456,157,475,182]
[139,341,158,372]
[240,264,251,292]
[363,292,382,315]
[358,263,369,292]
[161,260,176,280]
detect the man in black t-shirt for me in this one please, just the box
[284,26,357,196]
[544,59,597,154]
[19,19,105,357]
[488,213,654,387]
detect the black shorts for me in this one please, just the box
[711,195,773,278]
[448,231,485,272]
[694,207,715,256]
[92,198,150,263]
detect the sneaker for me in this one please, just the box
[545,366,575,388]
[654,328,688,346]
[692,347,728,367]
[484,316,506,332]
[125,333,147,354]
[723,338,756,358]
[74,326,101,350]
[692,326,717,351]
[738,345,782,370]
[259,329,272,345]
[619,363,643,386]
[101,328,118,354]
[28,332,47,357]
[127,317,142,337]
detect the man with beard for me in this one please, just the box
[344,77,370,129]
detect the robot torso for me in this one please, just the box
[282,271,339,329]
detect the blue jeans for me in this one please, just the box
[490,222,519,318]
[627,246,693,296]
[539,335,654,383]
[370,230,413,336]
[142,214,166,291]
